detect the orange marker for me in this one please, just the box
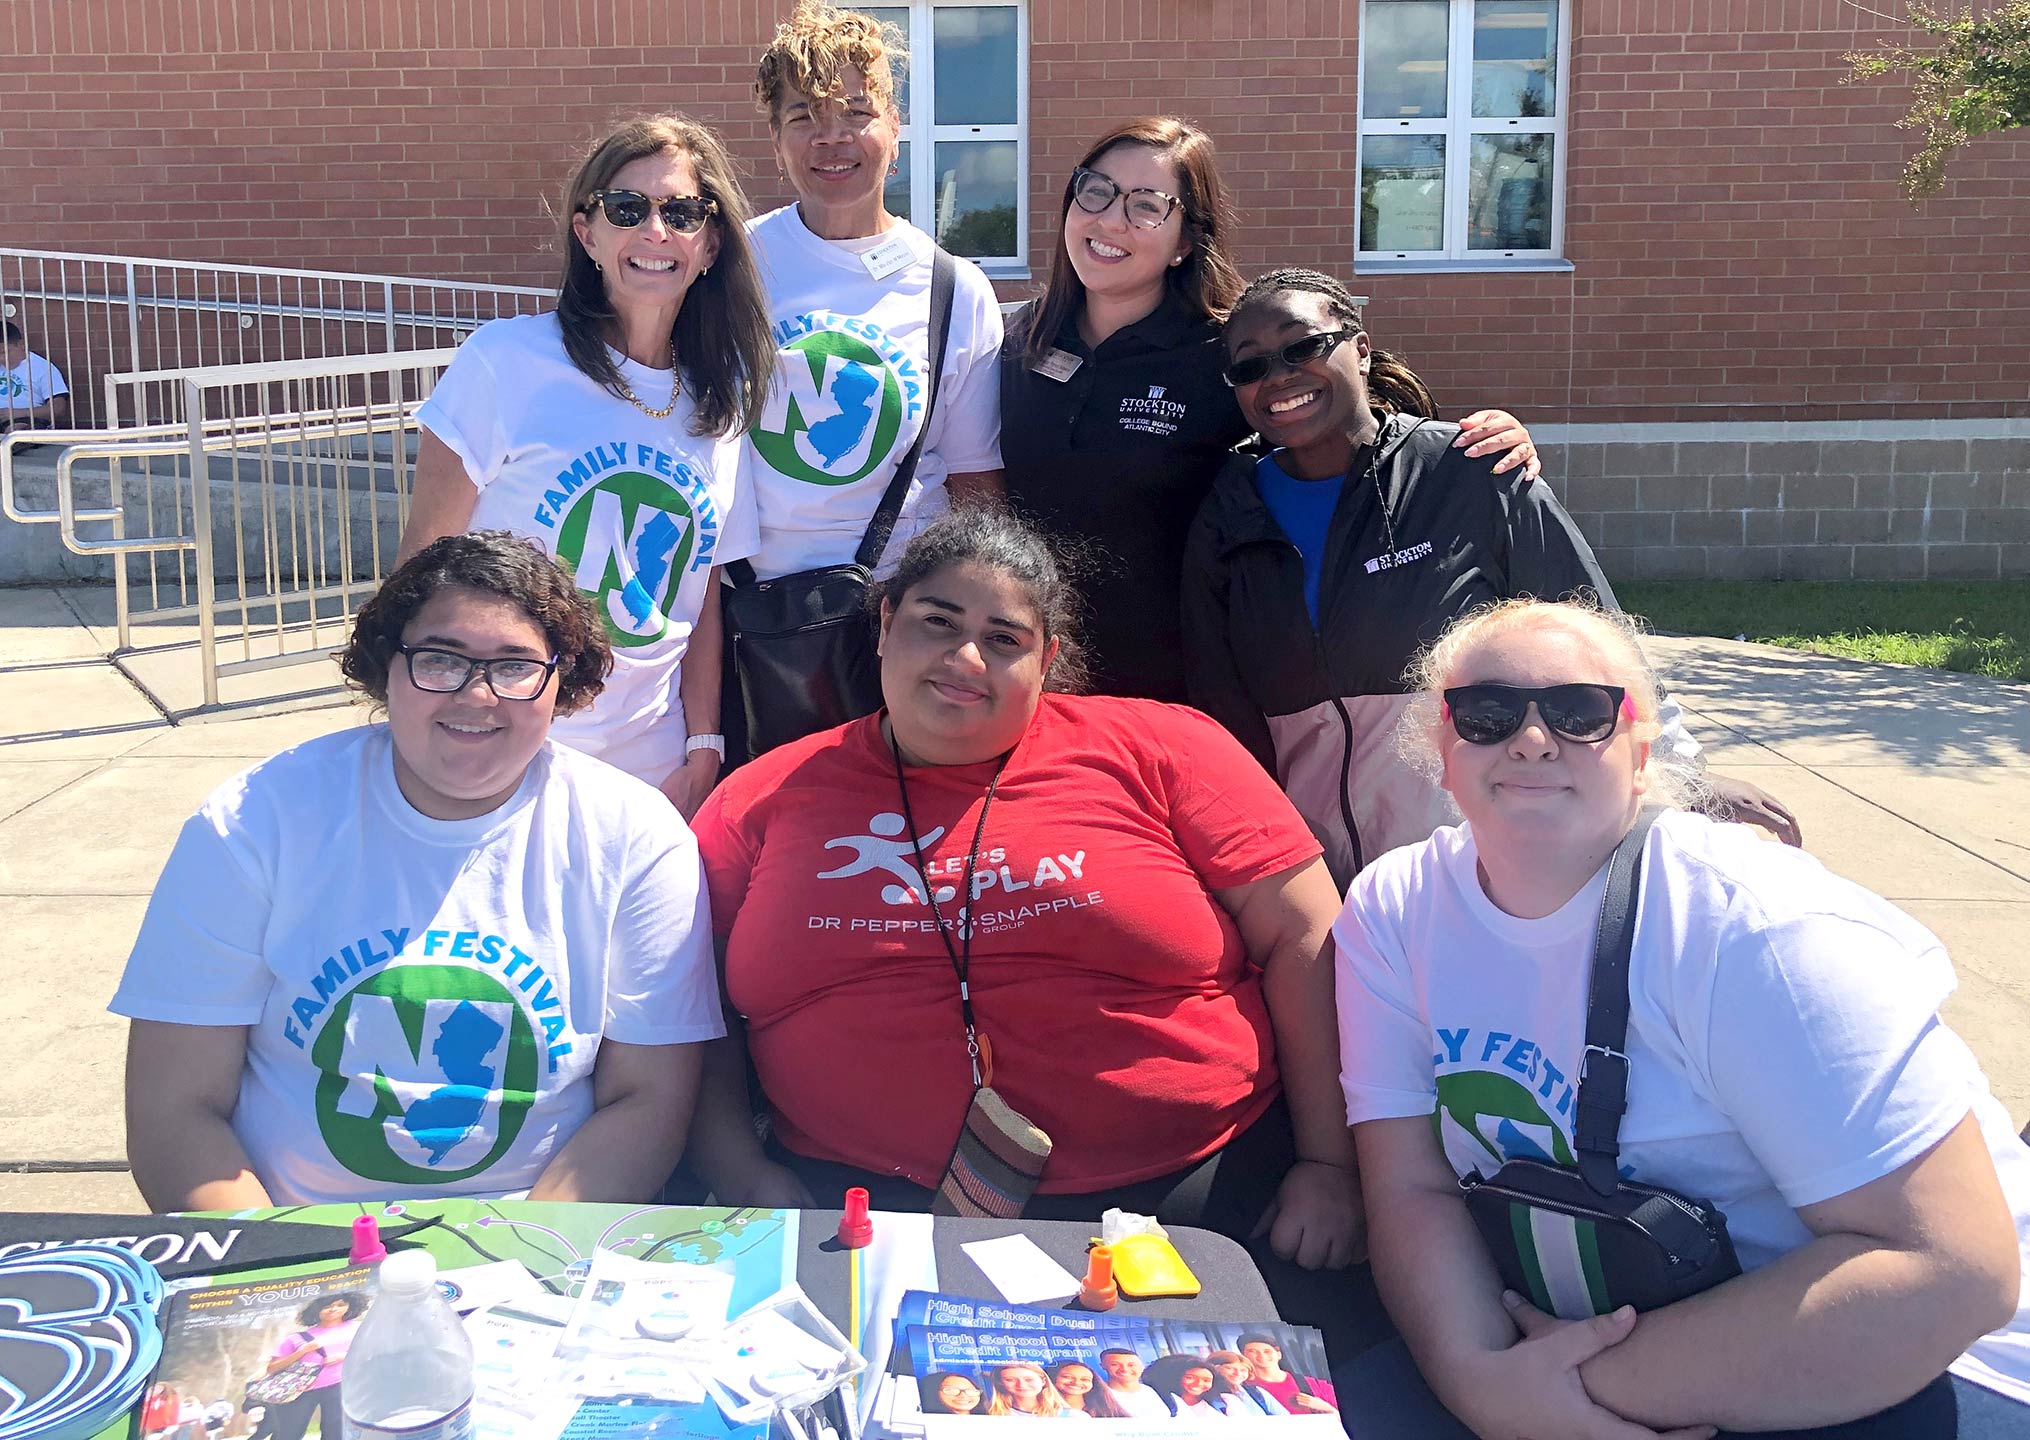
[1079,1243,1118,1310]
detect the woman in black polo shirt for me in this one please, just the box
[1000,116,1536,701]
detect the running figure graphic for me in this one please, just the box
[818,813,957,904]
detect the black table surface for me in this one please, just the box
[792,1209,1280,1324]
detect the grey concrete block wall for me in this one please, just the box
[1539,428,2030,582]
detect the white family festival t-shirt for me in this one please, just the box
[2,352,68,416]
[1334,808,2030,1402]
[744,206,1003,579]
[111,727,724,1205]
[415,313,758,783]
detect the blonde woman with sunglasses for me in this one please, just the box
[398,114,774,817]
[1333,598,2030,1440]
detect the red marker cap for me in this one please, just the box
[349,1214,387,1265]
[837,1186,874,1249]
[1079,1243,1117,1310]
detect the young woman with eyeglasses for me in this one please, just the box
[999,118,1540,702]
[1334,598,2030,1439]
[113,532,724,1209]
[1183,268,1799,890]
[396,114,774,817]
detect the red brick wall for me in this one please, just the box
[4,0,2026,423]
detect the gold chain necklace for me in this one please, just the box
[614,345,681,419]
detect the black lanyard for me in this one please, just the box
[889,725,1010,1088]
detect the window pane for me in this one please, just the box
[1468,133,1553,248]
[933,6,1018,125]
[857,7,912,120]
[933,140,1018,257]
[1362,1,1449,119]
[1360,135,1445,251]
[886,139,911,224]
[1473,1,1557,117]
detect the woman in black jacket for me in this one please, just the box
[1183,268,1798,887]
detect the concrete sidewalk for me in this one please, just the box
[1,587,2025,1216]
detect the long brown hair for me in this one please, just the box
[554,114,773,438]
[1025,116,1244,365]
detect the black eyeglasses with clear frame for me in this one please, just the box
[1068,166,1183,230]
[1222,328,1363,388]
[1442,684,1631,747]
[581,189,719,234]
[398,645,561,701]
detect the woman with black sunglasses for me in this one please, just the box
[1182,268,1798,889]
[999,117,1540,703]
[1333,598,2030,1440]
[397,114,774,818]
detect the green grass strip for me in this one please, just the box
[1617,581,2030,683]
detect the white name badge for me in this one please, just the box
[860,233,918,280]
[1030,348,1084,383]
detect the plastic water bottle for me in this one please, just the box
[342,1251,475,1440]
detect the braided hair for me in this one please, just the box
[1227,268,1438,419]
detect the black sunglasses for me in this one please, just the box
[582,189,719,235]
[1069,166,1183,229]
[399,645,561,701]
[1442,684,1631,746]
[1222,328,1361,388]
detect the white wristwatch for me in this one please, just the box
[685,733,726,761]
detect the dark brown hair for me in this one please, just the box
[871,505,1089,694]
[342,531,612,715]
[1227,267,1439,418]
[754,1,904,122]
[556,114,774,438]
[1026,117,1244,365]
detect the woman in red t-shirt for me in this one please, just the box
[688,505,1359,1273]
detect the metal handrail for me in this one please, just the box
[2,246,552,297]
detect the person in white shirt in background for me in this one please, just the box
[1,319,70,434]
[113,531,724,1209]
[742,1,1005,584]
[1336,596,2030,1440]
[398,113,773,816]
[1097,1349,1176,1420]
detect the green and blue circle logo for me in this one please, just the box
[312,965,538,1186]
[553,471,699,648]
[755,330,907,486]
[1434,1070,1576,1170]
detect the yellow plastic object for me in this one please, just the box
[1106,1232,1201,1298]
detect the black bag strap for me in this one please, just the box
[854,246,958,572]
[725,247,958,588]
[1574,804,1664,1197]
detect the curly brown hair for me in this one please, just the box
[754,1,905,122]
[342,531,612,715]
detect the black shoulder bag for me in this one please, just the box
[720,248,958,764]
[1460,807,1742,1318]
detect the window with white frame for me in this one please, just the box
[858,3,1028,272]
[1356,0,1568,263]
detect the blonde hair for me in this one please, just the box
[1399,597,1705,810]
[754,1,905,121]
[984,1364,1069,1418]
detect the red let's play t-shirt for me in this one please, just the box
[692,695,1323,1192]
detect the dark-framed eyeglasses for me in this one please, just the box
[581,189,719,235]
[398,645,561,701]
[1222,328,1362,388]
[1442,684,1632,746]
[1069,166,1182,229]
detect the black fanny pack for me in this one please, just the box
[720,248,956,764]
[1460,808,1742,1317]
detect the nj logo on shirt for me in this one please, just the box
[311,964,540,1186]
[553,470,703,648]
[756,314,921,486]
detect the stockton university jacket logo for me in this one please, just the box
[755,313,921,486]
[311,964,541,1185]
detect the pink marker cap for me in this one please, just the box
[349,1214,387,1265]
